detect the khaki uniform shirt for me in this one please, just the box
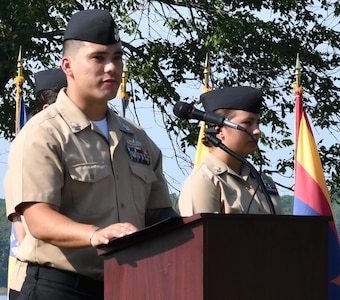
[9,260,27,292]
[179,152,283,216]
[4,172,14,220]
[5,89,172,280]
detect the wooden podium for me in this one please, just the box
[98,214,329,300]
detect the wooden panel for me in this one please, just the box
[103,218,203,300]
[99,214,330,300]
[202,214,328,299]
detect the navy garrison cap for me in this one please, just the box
[63,9,120,45]
[201,86,263,114]
[34,69,67,96]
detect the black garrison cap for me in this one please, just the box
[63,9,120,45]
[34,69,67,96]
[201,86,263,114]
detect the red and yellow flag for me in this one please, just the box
[292,54,340,299]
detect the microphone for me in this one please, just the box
[173,101,245,131]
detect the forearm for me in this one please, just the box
[22,202,138,248]
[13,220,27,245]
[22,202,97,248]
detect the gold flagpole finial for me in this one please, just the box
[14,46,24,87]
[119,63,129,118]
[122,63,128,88]
[293,54,302,94]
[295,53,301,88]
[204,53,210,87]
[14,46,25,135]
[17,46,23,78]
[203,53,211,93]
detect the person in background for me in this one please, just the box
[5,68,67,300]
[178,86,283,216]
[5,9,177,300]
[30,68,68,116]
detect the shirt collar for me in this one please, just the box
[203,151,251,180]
[55,88,91,134]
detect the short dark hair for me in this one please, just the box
[28,88,60,118]
[202,109,236,147]
[62,39,84,56]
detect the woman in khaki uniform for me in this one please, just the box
[178,86,283,216]
[5,68,67,300]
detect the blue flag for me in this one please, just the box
[17,92,27,132]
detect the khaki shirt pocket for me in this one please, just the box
[129,163,157,184]
[69,163,111,183]
[129,163,157,214]
[65,163,113,222]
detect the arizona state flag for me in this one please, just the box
[293,81,340,299]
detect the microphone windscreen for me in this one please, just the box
[173,101,193,119]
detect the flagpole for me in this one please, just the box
[14,46,24,135]
[193,53,212,168]
[8,46,25,295]
[293,54,304,156]
[203,53,211,93]
[119,63,129,118]
[295,53,301,87]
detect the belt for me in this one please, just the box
[27,263,103,296]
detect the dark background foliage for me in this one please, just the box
[0,0,339,198]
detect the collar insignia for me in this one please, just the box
[121,123,131,132]
[213,166,221,173]
[71,122,81,131]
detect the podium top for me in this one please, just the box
[97,213,331,257]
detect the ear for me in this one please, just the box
[215,126,224,138]
[61,57,73,77]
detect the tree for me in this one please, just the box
[0,0,339,197]
[170,193,179,213]
[0,199,10,287]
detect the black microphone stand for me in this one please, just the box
[205,130,276,214]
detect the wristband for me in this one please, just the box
[89,227,100,245]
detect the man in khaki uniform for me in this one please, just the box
[179,86,283,216]
[5,9,177,300]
